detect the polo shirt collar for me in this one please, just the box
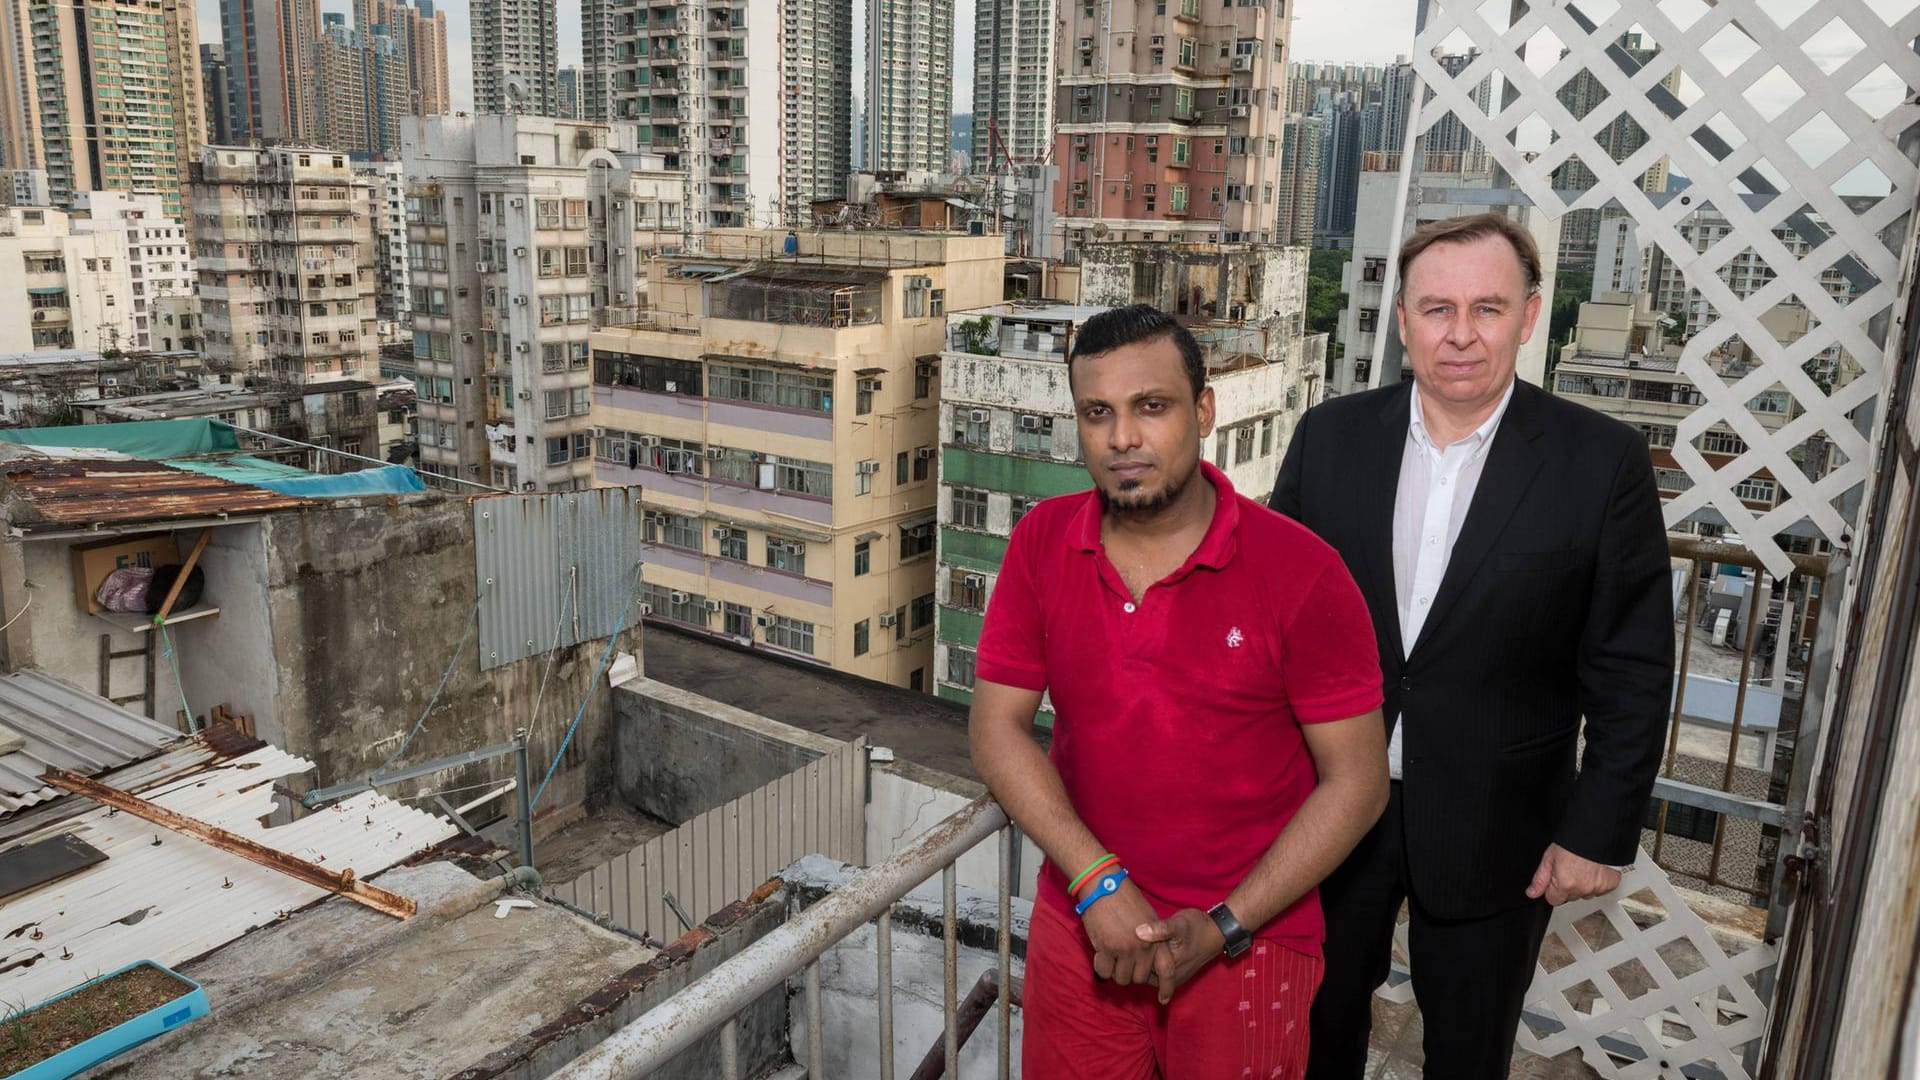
[1068,460,1241,571]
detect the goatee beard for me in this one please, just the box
[1100,464,1193,518]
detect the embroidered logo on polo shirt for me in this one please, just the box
[1225,626,1245,649]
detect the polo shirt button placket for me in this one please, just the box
[1123,601,1136,614]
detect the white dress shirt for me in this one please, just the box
[1387,379,1517,779]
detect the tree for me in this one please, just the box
[1306,249,1350,359]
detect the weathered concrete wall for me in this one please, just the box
[260,495,632,827]
[456,881,792,1080]
[613,677,842,824]
[786,856,1031,1079]
[868,759,1041,901]
[175,523,282,743]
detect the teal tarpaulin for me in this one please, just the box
[0,418,241,458]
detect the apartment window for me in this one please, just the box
[1697,429,1750,455]
[953,488,990,529]
[660,512,701,550]
[724,602,753,638]
[1234,425,1256,464]
[1260,417,1275,457]
[900,521,935,560]
[915,362,933,399]
[1012,414,1053,455]
[894,606,908,641]
[1640,423,1678,449]
[566,247,588,276]
[707,362,832,412]
[544,389,569,419]
[543,343,567,372]
[856,382,874,415]
[1170,185,1189,214]
[913,447,932,482]
[564,199,587,228]
[717,527,748,561]
[547,436,571,465]
[1179,37,1196,67]
[539,249,559,277]
[536,199,562,228]
[1357,308,1379,333]
[773,458,833,497]
[572,387,592,415]
[854,540,871,577]
[896,451,909,485]
[1010,496,1039,528]
[910,593,935,631]
[598,351,704,395]
[765,615,815,655]
[953,408,990,447]
[766,536,807,575]
[930,290,945,317]
[946,646,977,689]
[1653,467,1696,492]
[854,619,871,657]
[951,568,988,611]
[1732,477,1777,503]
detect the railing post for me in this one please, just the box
[878,910,896,1079]
[996,826,1014,1080]
[943,864,959,1076]
[805,960,824,1080]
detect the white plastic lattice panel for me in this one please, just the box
[1374,853,1775,1079]
[1408,0,1920,577]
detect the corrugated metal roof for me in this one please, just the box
[0,670,185,814]
[473,488,643,671]
[0,744,457,1009]
[0,457,315,529]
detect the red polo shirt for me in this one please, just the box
[976,462,1382,953]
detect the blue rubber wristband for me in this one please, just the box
[1074,868,1129,915]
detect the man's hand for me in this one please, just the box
[1133,908,1226,1004]
[1526,842,1622,905]
[1081,878,1172,988]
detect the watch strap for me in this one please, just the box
[1207,902,1252,958]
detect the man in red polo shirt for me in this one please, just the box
[970,304,1390,1078]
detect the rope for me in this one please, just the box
[158,624,193,730]
[527,567,577,750]
[374,599,482,774]
[530,565,642,809]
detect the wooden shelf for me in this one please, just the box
[94,605,221,635]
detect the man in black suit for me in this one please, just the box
[1271,213,1674,1077]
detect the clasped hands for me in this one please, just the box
[1083,878,1222,1005]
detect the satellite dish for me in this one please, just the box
[1092,222,1110,238]
[505,77,529,112]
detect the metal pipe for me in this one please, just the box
[549,796,1009,1078]
[1709,573,1770,886]
[1654,558,1703,863]
[996,827,1014,1080]
[806,961,824,1080]
[223,421,508,492]
[908,969,1026,1080]
[719,1017,739,1080]
[514,728,535,871]
[878,911,895,1079]
[943,864,959,1077]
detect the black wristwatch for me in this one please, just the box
[1207,902,1252,959]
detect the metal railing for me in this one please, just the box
[551,796,1017,1079]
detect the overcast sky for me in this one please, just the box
[195,0,1422,116]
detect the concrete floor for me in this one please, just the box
[108,863,655,1079]
[536,799,675,888]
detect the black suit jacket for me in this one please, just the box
[1271,379,1674,919]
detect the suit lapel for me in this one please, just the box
[1361,383,1411,664]
[1407,380,1549,659]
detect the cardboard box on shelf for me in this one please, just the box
[71,533,183,615]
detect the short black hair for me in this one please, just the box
[1066,304,1206,400]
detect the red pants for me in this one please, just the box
[1022,898,1323,1079]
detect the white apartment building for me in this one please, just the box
[867,0,952,174]
[969,0,1054,167]
[189,145,380,383]
[399,114,684,491]
[0,206,135,353]
[360,160,413,330]
[72,192,195,353]
[471,0,559,115]
[583,0,852,229]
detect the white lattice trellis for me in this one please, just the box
[1377,852,1776,1078]
[1409,0,1920,577]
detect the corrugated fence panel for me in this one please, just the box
[474,488,643,671]
[552,740,868,940]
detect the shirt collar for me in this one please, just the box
[1069,460,1241,570]
[1408,376,1517,454]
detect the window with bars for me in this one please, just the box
[1234,426,1256,465]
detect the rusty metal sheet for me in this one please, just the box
[0,458,314,528]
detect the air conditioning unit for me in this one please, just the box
[877,613,898,628]
[513,295,529,305]
[963,574,984,588]
[1229,105,1250,118]
[638,602,653,615]
[615,291,630,302]
[636,434,660,447]
[754,614,772,628]
[513,246,527,257]
[511,198,524,208]
[1018,415,1043,431]
[669,590,688,604]
[516,389,533,400]
[612,199,626,211]
[703,598,723,613]
[1077,36,1092,48]
[711,526,730,538]
[460,332,474,342]
[1074,88,1092,101]
[515,341,529,352]
[857,378,882,392]
[968,408,990,423]
[857,460,879,475]
[32,311,45,322]
[476,260,493,273]
[915,447,936,460]
[1231,56,1253,71]
[706,446,725,459]
[615,246,628,255]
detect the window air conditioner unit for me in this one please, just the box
[615,291,630,302]
[857,378,882,392]
[1231,56,1253,71]
[476,260,493,272]
[1077,37,1092,48]
[670,590,688,604]
[968,408,990,423]
[511,198,524,208]
[1018,415,1043,430]
[613,200,626,210]
[460,332,474,342]
[878,613,898,628]
[706,446,725,459]
[963,574,984,588]
[637,434,660,447]
[857,460,879,474]
[638,602,653,615]
[517,389,533,399]
[1229,105,1250,118]
[703,598,722,613]
[916,447,936,460]
[515,341,529,352]
[615,246,628,255]
[513,246,527,257]
[514,294,528,304]
[712,526,730,538]
[754,614,773,628]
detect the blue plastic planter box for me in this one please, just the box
[5,960,209,1080]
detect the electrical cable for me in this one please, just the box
[158,623,193,729]
[374,599,482,774]
[530,565,641,808]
